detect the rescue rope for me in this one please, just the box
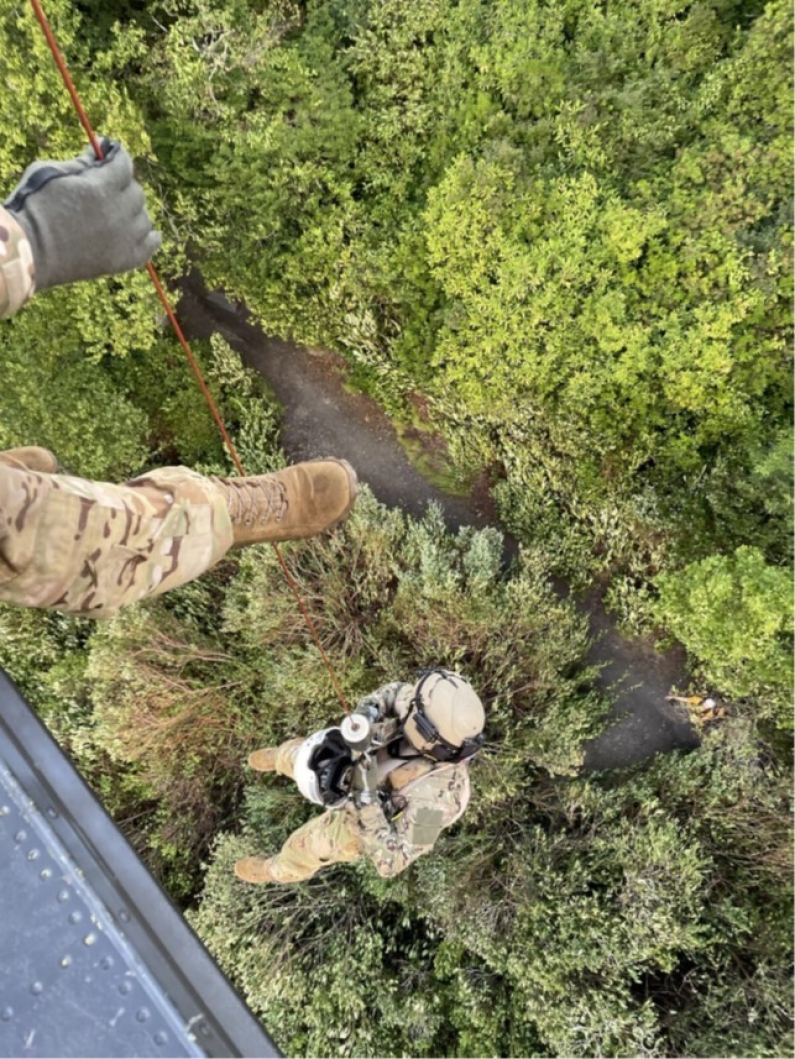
[28,0,351,714]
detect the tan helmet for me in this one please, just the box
[403,670,485,761]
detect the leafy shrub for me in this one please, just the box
[654,546,793,730]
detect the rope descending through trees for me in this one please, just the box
[27,0,351,715]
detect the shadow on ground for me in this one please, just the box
[178,274,700,772]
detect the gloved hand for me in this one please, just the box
[3,139,162,291]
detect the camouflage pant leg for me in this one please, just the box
[274,737,305,779]
[0,464,233,618]
[268,803,363,883]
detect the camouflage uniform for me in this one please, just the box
[0,207,233,617]
[261,682,472,882]
[0,207,35,318]
[0,463,233,618]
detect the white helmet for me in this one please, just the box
[293,728,353,808]
[403,670,485,761]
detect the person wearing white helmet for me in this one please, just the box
[234,669,486,884]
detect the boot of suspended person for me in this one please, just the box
[234,856,279,884]
[247,747,279,773]
[0,446,59,473]
[216,458,358,546]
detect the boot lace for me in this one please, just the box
[221,477,288,526]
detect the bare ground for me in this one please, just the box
[177,274,699,771]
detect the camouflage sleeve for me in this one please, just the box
[356,799,447,879]
[0,208,35,318]
[355,681,411,723]
[356,764,471,878]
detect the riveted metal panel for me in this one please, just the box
[0,669,279,1059]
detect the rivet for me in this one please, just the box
[30,982,43,996]
[0,805,10,816]
[68,911,82,925]
[60,956,72,969]
[100,956,114,971]
[40,868,53,880]
[14,829,26,843]
[136,1008,150,1023]
[0,1007,13,1021]
[154,1031,168,1046]
[26,848,40,861]
[83,932,97,946]
[118,981,132,996]
[57,889,70,903]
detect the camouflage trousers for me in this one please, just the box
[0,464,233,619]
[267,737,363,883]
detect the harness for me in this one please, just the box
[382,754,436,793]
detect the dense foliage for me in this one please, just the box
[113,0,793,679]
[0,0,791,1054]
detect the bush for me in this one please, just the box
[184,495,791,1057]
[654,546,793,730]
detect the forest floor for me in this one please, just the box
[178,273,700,771]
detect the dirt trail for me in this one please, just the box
[178,274,699,771]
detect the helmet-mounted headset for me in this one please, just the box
[408,669,485,762]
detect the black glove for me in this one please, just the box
[4,140,161,291]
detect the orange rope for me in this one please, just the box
[28,0,350,713]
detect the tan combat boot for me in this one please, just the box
[0,446,58,473]
[234,856,279,884]
[217,459,358,546]
[247,747,279,772]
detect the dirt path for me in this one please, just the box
[178,274,699,771]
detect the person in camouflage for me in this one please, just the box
[234,670,486,883]
[0,141,358,618]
